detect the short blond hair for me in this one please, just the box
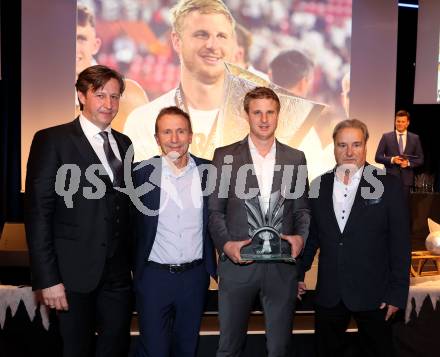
[171,0,235,35]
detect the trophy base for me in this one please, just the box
[240,254,296,263]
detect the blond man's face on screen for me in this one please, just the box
[171,11,235,84]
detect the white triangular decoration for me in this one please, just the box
[0,286,50,330]
[428,218,440,233]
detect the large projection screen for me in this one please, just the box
[413,0,440,104]
[21,0,398,190]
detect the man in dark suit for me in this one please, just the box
[375,110,424,197]
[298,119,411,357]
[132,106,216,357]
[209,87,310,357]
[25,65,133,357]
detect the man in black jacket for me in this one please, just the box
[25,65,133,357]
[299,119,411,357]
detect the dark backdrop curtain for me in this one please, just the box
[1,0,22,233]
[395,5,440,190]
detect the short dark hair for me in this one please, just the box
[396,110,410,120]
[77,4,95,28]
[269,49,314,89]
[243,87,281,114]
[75,65,125,110]
[332,119,369,142]
[155,106,193,134]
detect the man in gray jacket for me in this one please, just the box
[209,87,310,357]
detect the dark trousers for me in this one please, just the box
[58,262,133,357]
[315,301,393,357]
[217,263,298,357]
[135,263,209,357]
[403,185,411,205]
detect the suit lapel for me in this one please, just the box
[342,166,371,235]
[342,186,364,235]
[271,140,284,195]
[241,137,283,212]
[140,158,161,257]
[69,118,113,187]
[236,137,260,196]
[193,155,209,222]
[141,157,161,215]
[70,118,102,165]
[112,129,129,160]
[193,155,216,273]
[391,132,400,154]
[320,172,341,234]
[403,132,413,154]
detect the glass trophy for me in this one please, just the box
[240,191,295,262]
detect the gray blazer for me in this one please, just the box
[208,136,311,282]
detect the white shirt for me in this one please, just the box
[332,166,363,233]
[395,130,407,152]
[189,107,219,135]
[248,137,276,214]
[148,156,204,264]
[79,115,121,182]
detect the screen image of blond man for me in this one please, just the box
[75,4,149,131]
[124,0,237,162]
[124,0,323,163]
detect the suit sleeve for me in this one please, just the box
[297,212,319,281]
[24,130,62,290]
[408,134,424,168]
[383,177,411,309]
[288,151,311,243]
[208,149,231,253]
[375,134,393,166]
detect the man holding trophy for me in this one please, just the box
[209,87,311,357]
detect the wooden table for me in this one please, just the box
[411,250,440,277]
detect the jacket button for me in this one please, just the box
[339,242,343,246]
[101,242,107,247]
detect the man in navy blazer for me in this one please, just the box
[375,110,424,197]
[132,106,216,357]
[299,119,411,357]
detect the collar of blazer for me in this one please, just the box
[71,117,131,188]
[70,117,113,187]
[235,135,295,196]
[391,130,415,155]
[137,153,209,210]
[319,163,382,235]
